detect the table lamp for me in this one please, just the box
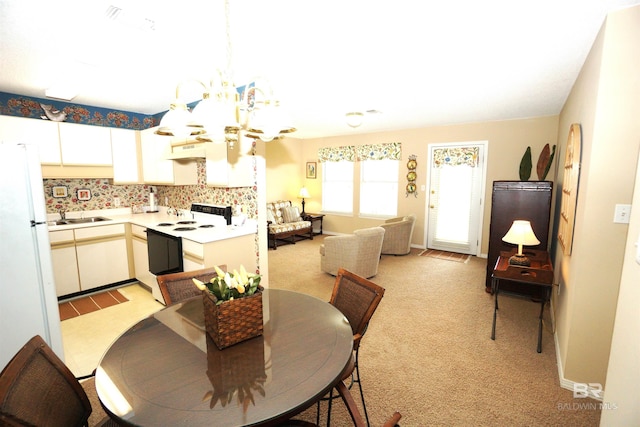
[502,220,540,266]
[298,187,310,216]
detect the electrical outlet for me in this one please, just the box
[114,197,121,207]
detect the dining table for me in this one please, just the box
[95,288,354,426]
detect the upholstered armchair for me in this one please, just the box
[380,214,416,255]
[319,227,385,278]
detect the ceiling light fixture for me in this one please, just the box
[157,0,295,145]
[345,112,364,128]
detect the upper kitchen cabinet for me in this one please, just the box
[111,128,141,184]
[0,115,60,163]
[58,122,112,166]
[140,127,197,185]
[205,137,255,187]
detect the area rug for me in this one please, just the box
[418,248,471,263]
[59,289,129,321]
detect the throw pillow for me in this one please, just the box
[266,208,276,224]
[282,206,301,223]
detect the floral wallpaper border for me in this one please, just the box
[0,92,159,130]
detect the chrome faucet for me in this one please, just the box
[59,209,66,220]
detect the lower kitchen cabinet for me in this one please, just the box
[50,224,131,297]
[131,224,155,289]
[182,235,257,275]
[49,230,80,297]
[75,224,130,291]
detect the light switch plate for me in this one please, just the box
[613,204,631,224]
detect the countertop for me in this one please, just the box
[47,207,258,244]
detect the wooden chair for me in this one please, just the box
[157,265,226,306]
[0,335,117,427]
[282,379,401,426]
[320,268,386,426]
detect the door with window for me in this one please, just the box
[426,142,486,255]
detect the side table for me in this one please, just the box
[490,249,554,353]
[303,213,325,235]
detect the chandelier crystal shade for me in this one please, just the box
[156,0,295,144]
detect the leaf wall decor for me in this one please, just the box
[519,146,532,181]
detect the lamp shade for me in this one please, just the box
[502,220,540,246]
[298,187,310,199]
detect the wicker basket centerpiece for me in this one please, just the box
[193,265,264,350]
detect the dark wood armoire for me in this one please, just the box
[485,181,553,297]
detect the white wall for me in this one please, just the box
[600,149,640,426]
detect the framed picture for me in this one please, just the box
[52,186,68,198]
[306,162,317,179]
[77,189,92,201]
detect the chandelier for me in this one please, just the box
[156,0,295,145]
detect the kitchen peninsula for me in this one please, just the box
[47,206,258,304]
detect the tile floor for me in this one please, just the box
[59,289,129,321]
[60,283,164,377]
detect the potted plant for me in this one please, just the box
[193,265,263,349]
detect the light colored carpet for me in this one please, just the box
[268,236,601,426]
[84,236,602,426]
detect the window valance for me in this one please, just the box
[433,147,479,168]
[318,146,356,162]
[356,142,402,161]
[318,142,402,162]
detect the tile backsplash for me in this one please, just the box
[43,160,258,218]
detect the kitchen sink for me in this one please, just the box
[52,216,112,226]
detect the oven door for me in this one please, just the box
[147,229,183,275]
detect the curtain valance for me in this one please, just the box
[318,142,402,162]
[433,147,479,168]
[317,146,356,162]
[356,142,402,161]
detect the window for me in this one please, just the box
[359,159,399,217]
[322,161,354,214]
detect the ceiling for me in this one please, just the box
[1,0,639,139]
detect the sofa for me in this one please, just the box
[319,226,385,278]
[266,200,313,249]
[380,214,416,255]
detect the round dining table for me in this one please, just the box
[95,289,353,426]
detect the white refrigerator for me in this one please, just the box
[0,141,64,369]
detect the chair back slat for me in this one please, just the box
[157,265,227,306]
[330,268,385,347]
[0,336,91,427]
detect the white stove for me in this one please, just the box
[151,204,232,236]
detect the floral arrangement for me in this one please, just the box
[193,265,261,305]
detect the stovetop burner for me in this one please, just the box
[174,227,197,231]
[177,220,197,225]
[199,224,215,228]
[157,222,174,226]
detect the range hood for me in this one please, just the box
[165,139,207,160]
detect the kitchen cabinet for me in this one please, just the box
[49,230,80,297]
[131,224,155,290]
[74,224,130,291]
[0,115,61,164]
[182,235,257,275]
[111,128,141,184]
[58,122,112,166]
[140,127,198,185]
[205,137,255,187]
